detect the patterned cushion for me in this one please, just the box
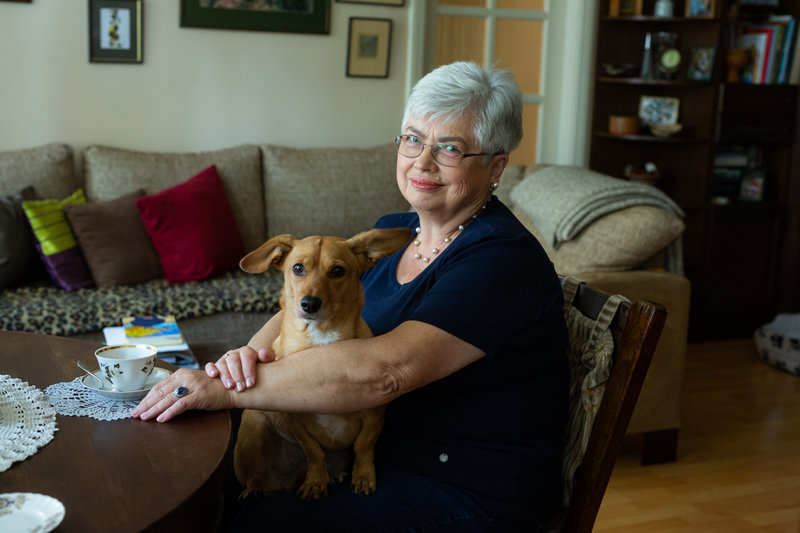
[0,270,283,337]
[560,276,628,508]
[22,189,94,291]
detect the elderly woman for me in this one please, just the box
[133,61,568,531]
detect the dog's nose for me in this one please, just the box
[300,296,322,314]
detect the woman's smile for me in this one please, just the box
[410,177,443,191]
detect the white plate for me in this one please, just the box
[81,367,172,401]
[0,493,65,533]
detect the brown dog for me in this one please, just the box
[233,227,412,501]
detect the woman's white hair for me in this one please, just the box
[401,61,523,156]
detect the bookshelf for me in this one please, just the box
[589,0,800,340]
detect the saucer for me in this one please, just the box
[0,493,65,533]
[81,367,172,401]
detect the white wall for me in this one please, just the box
[0,0,409,155]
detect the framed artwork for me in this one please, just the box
[180,0,331,35]
[88,0,143,64]
[337,0,403,5]
[608,0,643,16]
[686,47,716,81]
[686,0,715,17]
[346,17,392,79]
[740,169,766,202]
[638,95,680,125]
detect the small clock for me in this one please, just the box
[654,32,681,80]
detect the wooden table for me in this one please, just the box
[0,331,232,533]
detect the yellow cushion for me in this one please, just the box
[22,189,86,256]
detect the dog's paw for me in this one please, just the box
[238,488,264,504]
[297,480,328,500]
[350,475,377,495]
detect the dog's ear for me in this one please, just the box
[347,228,413,271]
[240,234,296,273]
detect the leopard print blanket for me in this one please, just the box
[1,270,283,337]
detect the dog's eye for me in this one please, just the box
[292,264,305,276]
[329,266,345,279]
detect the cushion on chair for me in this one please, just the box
[560,276,629,508]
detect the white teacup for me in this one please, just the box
[95,344,157,391]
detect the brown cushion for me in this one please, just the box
[64,190,163,287]
[512,205,684,274]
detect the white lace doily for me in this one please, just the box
[0,375,58,472]
[45,378,138,421]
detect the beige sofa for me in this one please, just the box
[0,143,688,463]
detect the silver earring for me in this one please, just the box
[490,182,499,190]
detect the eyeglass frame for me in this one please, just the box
[393,135,500,167]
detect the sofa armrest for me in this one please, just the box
[576,270,690,435]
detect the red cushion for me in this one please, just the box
[136,165,246,283]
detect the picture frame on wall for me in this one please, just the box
[686,0,715,17]
[346,17,392,79]
[686,47,716,81]
[88,0,143,64]
[739,169,766,202]
[638,95,680,125]
[337,0,404,5]
[180,0,330,35]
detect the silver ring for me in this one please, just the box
[174,386,188,399]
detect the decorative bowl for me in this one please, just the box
[649,123,683,137]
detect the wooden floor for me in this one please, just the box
[594,337,800,532]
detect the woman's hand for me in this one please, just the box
[205,346,274,392]
[132,368,234,423]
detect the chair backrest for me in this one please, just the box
[559,277,667,533]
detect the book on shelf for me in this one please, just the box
[740,31,769,84]
[123,315,186,347]
[738,16,800,85]
[714,145,761,168]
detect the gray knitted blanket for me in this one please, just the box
[510,165,685,273]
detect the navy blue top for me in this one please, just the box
[360,197,568,528]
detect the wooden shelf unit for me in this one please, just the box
[590,0,800,340]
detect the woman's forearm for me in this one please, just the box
[248,309,283,352]
[228,321,484,415]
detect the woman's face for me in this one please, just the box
[396,114,507,220]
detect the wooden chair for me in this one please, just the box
[557,277,667,533]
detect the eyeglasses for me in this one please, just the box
[393,135,490,167]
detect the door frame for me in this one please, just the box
[404,0,596,166]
